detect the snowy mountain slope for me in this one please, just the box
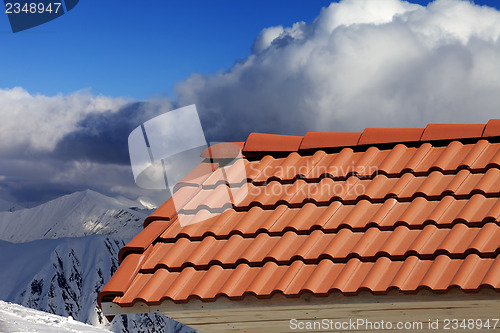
[0,190,150,242]
[0,300,110,333]
[0,235,195,333]
[0,239,68,301]
[0,236,124,326]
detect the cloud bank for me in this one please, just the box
[0,88,172,205]
[176,0,500,141]
[0,88,127,154]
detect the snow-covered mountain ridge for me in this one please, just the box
[0,190,151,242]
[0,235,193,332]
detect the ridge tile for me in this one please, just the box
[421,124,485,141]
[243,133,303,152]
[358,128,424,145]
[300,132,361,149]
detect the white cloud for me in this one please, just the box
[0,87,128,153]
[176,0,500,139]
[314,0,420,33]
[252,26,285,54]
[408,0,500,45]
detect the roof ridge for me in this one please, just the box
[238,119,500,154]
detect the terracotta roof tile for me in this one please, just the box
[358,128,424,145]
[118,220,171,262]
[97,252,149,307]
[157,195,500,240]
[200,142,245,159]
[243,133,303,152]
[421,124,485,141]
[483,119,500,138]
[193,141,500,187]
[179,170,497,212]
[300,132,361,149]
[100,120,500,310]
[112,255,499,306]
[145,186,201,225]
[140,224,500,271]
[173,161,218,191]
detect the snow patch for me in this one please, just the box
[0,300,110,332]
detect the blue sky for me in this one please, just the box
[1,0,500,205]
[0,1,332,99]
[0,0,498,100]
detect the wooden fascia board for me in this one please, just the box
[101,289,500,319]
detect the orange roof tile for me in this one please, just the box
[484,119,500,138]
[358,128,424,145]
[200,142,244,159]
[421,123,485,141]
[99,120,500,311]
[300,132,361,149]
[243,133,303,152]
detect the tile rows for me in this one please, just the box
[141,223,500,271]
[100,124,500,309]
[178,168,500,213]
[160,194,500,240]
[183,140,500,188]
[113,254,500,306]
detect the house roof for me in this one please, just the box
[98,120,500,310]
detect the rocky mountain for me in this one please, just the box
[0,191,196,333]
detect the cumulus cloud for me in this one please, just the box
[176,0,500,141]
[0,88,128,154]
[0,88,172,205]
